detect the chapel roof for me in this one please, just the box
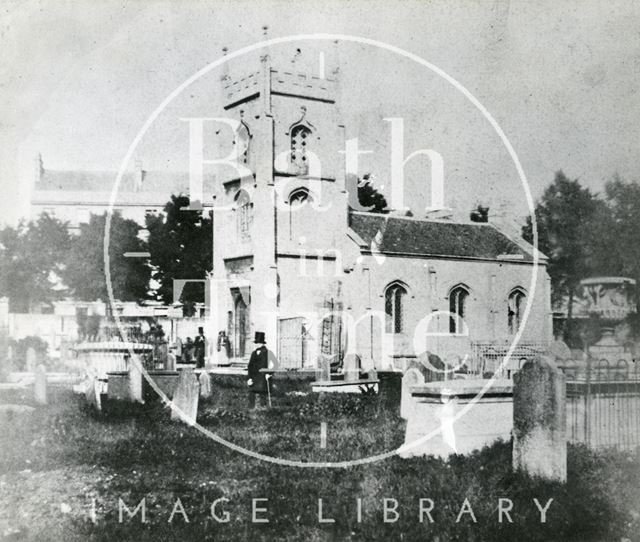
[35,169,190,194]
[348,212,539,263]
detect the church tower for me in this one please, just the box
[211,39,348,364]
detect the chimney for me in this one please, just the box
[134,158,145,191]
[34,153,44,184]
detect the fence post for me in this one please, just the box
[513,356,567,482]
[585,351,592,445]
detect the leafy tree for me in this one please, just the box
[346,173,389,214]
[602,176,640,311]
[522,171,600,338]
[0,213,70,312]
[583,196,622,278]
[470,204,489,223]
[146,195,212,313]
[63,212,150,302]
[357,174,389,213]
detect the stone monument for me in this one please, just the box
[26,347,37,373]
[400,367,425,420]
[34,364,47,405]
[343,353,360,382]
[199,371,212,399]
[128,356,144,403]
[171,370,199,425]
[513,356,567,482]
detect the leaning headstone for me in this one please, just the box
[128,357,144,403]
[198,371,212,399]
[513,356,567,481]
[34,364,47,405]
[421,352,447,382]
[26,347,37,372]
[545,339,572,363]
[400,367,425,419]
[171,370,199,425]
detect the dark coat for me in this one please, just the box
[194,335,206,366]
[247,345,273,393]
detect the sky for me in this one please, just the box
[1,0,639,227]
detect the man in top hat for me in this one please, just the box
[194,327,206,368]
[247,331,277,409]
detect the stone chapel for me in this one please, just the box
[208,46,552,372]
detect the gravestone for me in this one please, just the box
[26,347,37,372]
[400,367,425,419]
[513,356,566,482]
[59,341,70,365]
[171,370,199,425]
[199,371,212,399]
[165,353,176,372]
[316,355,331,381]
[545,338,572,362]
[128,357,144,403]
[34,364,47,405]
[343,354,360,382]
[85,378,102,412]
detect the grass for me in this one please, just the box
[0,383,639,541]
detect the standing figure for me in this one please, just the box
[194,327,206,368]
[247,331,277,409]
[217,330,230,366]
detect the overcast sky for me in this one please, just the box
[1,0,639,226]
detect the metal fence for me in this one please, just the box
[469,341,548,377]
[565,357,640,451]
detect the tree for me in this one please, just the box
[146,195,212,313]
[583,196,622,278]
[63,212,150,302]
[522,171,600,338]
[602,176,640,311]
[470,204,489,223]
[0,213,70,312]
[346,173,389,214]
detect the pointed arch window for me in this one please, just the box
[449,285,469,334]
[508,288,526,334]
[234,189,252,242]
[291,124,312,172]
[234,121,251,164]
[385,282,408,334]
[287,187,312,207]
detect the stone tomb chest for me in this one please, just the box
[399,379,513,458]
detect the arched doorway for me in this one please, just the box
[232,293,250,359]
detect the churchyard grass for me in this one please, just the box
[0,384,638,541]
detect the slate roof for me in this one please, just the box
[35,169,190,194]
[348,212,536,262]
[31,169,215,206]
